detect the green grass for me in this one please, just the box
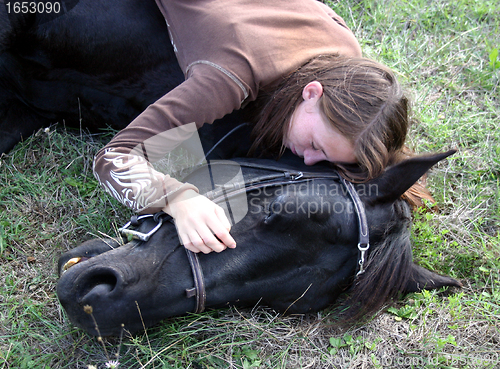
[1,0,499,367]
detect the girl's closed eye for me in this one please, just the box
[312,142,326,157]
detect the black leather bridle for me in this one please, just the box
[119,161,370,314]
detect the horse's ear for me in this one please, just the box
[404,263,462,293]
[365,150,456,205]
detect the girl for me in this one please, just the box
[93,0,411,254]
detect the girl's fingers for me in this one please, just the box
[165,192,236,253]
[212,206,236,248]
[180,224,229,253]
[181,232,213,254]
[190,222,227,253]
[214,205,232,231]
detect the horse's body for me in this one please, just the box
[57,151,460,336]
[1,0,244,154]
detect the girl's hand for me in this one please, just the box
[163,189,236,253]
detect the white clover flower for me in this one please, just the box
[105,360,120,368]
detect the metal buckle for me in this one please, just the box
[356,242,370,276]
[119,214,164,242]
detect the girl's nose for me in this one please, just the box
[303,149,322,166]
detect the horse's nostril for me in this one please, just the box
[87,283,115,298]
[79,270,119,300]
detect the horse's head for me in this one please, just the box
[57,150,460,336]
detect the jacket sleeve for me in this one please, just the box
[93,63,250,213]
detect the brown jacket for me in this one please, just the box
[93,0,361,213]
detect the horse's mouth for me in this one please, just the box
[62,257,90,273]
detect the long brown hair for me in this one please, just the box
[250,54,411,182]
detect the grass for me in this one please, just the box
[1,0,499,367]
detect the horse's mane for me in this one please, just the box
[341,200,414,322]
[403,177,436,210]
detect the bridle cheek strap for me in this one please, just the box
[184,249,206,314]
[340,177,370,277]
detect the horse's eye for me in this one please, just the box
[264,200,274,219]
[264,199,280,224]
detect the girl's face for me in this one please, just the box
[283,82,356,166]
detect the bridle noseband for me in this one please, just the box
[119,163,370,314]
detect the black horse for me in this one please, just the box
[1,0,250,156]
[57,150,460,337]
